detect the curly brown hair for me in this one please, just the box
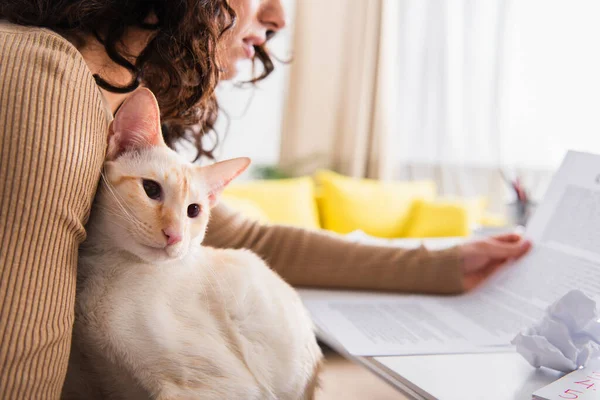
[0,0,275,160]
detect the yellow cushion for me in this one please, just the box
[223,177,320,229]
[220,195,270,223]
[480,211,508,227]
[314,170,437,237]
[436,196,508,227]
[437,196,488,228]
[404,199,470,238]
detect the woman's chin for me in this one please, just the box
[220,63,238,81]
[220,58,254,81]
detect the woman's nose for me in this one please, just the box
[259,0,286,32]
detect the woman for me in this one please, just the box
[0,0,531,397]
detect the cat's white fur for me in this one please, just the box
[63,89,322,400]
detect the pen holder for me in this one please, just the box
[507,201,536,227]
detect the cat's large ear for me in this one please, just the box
[106,88,165,160]
[200,158,251,207]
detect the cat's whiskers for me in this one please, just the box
[96,185,158,248]
[93,205,145,234]
[95,201,147,235]
[102,178,166,242]
[95,208,162,252]
[101,173,138,221]
[96,215,130,232]
[100,172,147,233]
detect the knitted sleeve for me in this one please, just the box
[0,23,108,398]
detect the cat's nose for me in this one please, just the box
[162,228,182,246]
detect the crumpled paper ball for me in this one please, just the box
[512,289,600,372]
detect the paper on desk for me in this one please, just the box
[532,358,600,400]
[302,289,519,356]
[345,230,466,250]
[301,151,600,357]
[513,290,600,372]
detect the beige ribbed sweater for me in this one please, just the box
[0,22,464,399]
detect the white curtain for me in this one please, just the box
[387,0,512,212]
[387,0,600,212]
[281,0,523,211]
[281,0,600,212]
[501,1,600,169]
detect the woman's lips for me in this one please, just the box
[242,42,256,59]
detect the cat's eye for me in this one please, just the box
[187,204,201,218]
[142,179,162,200]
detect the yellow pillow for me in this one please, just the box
[220,196,269,223]
[480,211,508,227]
[437,196,488,227]
[223,177,320,229]
[314,170,437,237]
[404,199,470,238]
[435,196,508,227]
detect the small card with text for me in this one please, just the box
[533,363,600,400]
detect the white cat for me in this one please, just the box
[62,88,322,400]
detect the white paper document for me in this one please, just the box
[532,358,600,400]
[300,151,600,356]
[344,230,466,250]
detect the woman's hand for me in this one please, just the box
[459,233,532,290]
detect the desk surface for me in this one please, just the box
[318,328,565,400]
[317,350,408,400]
[367,352,563,400]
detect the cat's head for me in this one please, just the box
[96,88,250,263]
